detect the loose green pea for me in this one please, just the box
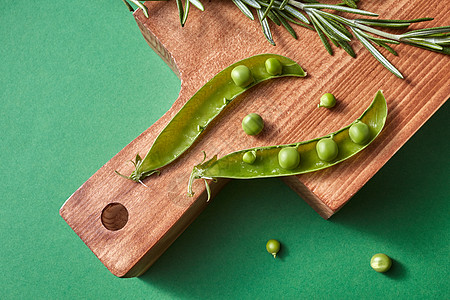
[370,253,392,273]
[349,121,370,145]
[265,58,283,75]
[278,147,300,170]
[318,93,336,108]
[242,151,256,164]
[242,113,264,136]
[266,239,281,258]
[231,65,254,88]
[316,137,338,162]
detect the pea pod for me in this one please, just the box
[117,54,306,182]
[188,90,387,199]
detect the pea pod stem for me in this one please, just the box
[188,90,388,200]
[117,54,306,182]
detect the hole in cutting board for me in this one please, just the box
[101,203,129,231]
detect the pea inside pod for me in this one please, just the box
[188,91,387,199]
[242,151,257,164]
[231,65,254,87]
[116,54,306,183]
[349,121,371,145]
[278,147,300,170]
[316,136,338,162]
[265,58,283,75]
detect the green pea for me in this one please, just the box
[349,121,370,145]
[278,147,300,170]
[266,239,281,258]
[318,93,336,108]
[316,137,338,162]
[370,253,392,273]
[242,113,264,136]
[242,151,256,164]
[265,58,283,75]
[231,65,254,88]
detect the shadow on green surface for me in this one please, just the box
[275,241,289,261]
[138,102,449,298]
[385,258,407,280]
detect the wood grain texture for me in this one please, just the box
[60,0,449,277]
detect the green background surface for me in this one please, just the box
[1,1,449,299]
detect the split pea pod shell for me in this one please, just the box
[121,54,306,182]
[189,91,387,196]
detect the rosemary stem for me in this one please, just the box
[288,0,304,10]
[352,21,401,41]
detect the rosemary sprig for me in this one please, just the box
[124,0,204,26]
[124,0,450,79]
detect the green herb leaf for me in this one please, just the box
[277,11,298,38]
[175,0,184,26]
[402,38,443,50]
[279,0,289,10]
[261,0,275,21]
[353,28,403,79]
[309,14,333,55]
[356,17,433,24]
[342,0,357,9]
[309,12,341,44]
[275,9,313,30]
[182,0,190,26]
[257,9,276,46]
[355,20,412,29]
[337,40,356,57]
[241,0,261,9]
[400,26,450,38]
[421,36,450,45]
[354,17,434,29]
[189,0,204,11]
[122,0,134,12]
[232,0,255,20]
[301,3,378,17]
[268,10,282,26]
[325,17,353,39]
[313,9,354,27]
[351,28,399,44]
[312,11,351,41]
[129,0,149,18]
[373,41,398,56]
[282,4,309,24]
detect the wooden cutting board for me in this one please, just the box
[60,0,449,277]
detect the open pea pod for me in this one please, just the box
[188,90,388,199]
[117,54,306,182]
